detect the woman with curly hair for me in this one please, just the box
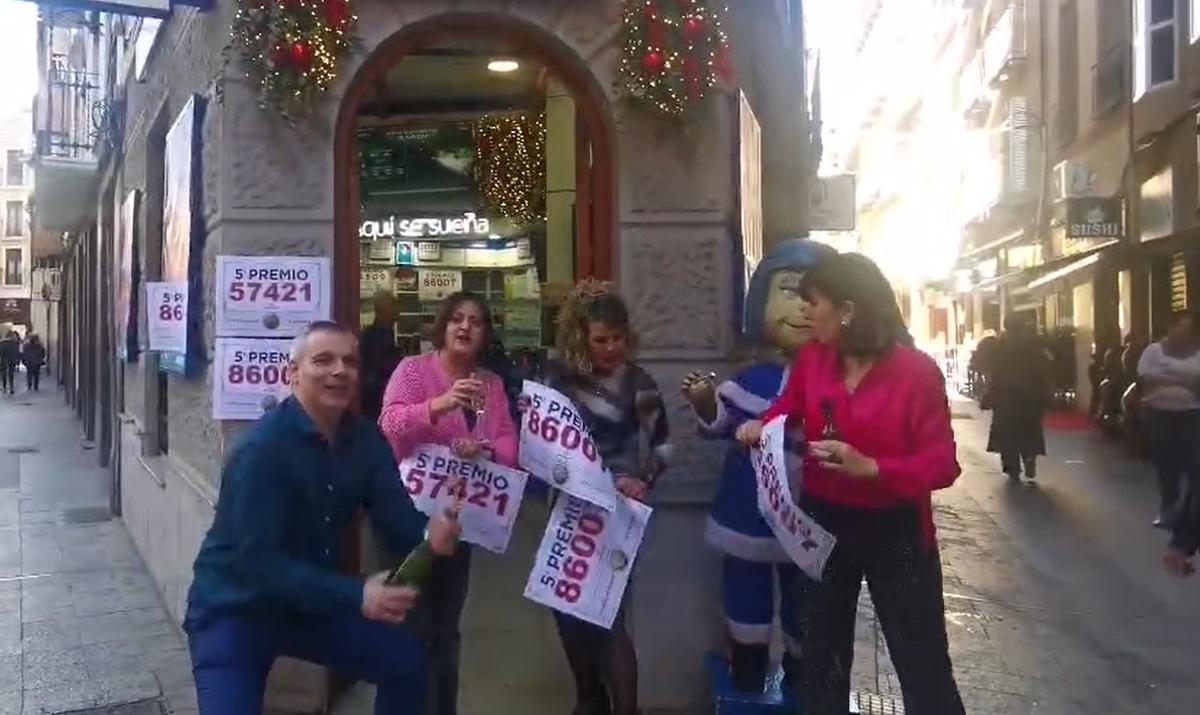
[542,279,670,715]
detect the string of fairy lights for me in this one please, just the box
[473,113,547,227]
[231,0,357,118]
[620,0,734,117]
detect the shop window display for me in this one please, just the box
[356,42,587,376]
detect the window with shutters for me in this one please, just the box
[1170,252,1188,312]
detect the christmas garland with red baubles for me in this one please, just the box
[621,0,734,117]
[231,0,357,119]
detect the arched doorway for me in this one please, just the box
[332,13,616,373]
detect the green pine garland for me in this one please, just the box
[620,0,733,117]
[231,0,358,119]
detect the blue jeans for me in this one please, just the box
[187,613,427,714]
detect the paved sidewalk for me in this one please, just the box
[0,388,196,715]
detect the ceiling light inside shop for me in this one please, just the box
[487,59,520,73]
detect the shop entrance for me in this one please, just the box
[333,17,614,387]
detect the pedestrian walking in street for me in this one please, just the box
[21,333,45,392]
[378,292,519,715]
[737,253,965,715]
[0,330,20,395]
[539,279,669,715]
[1136,311,1200,528]
[183,321,462,715]
[985,318,1049,482]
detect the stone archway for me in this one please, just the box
[330,8,620,329]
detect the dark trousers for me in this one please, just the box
[25,365,39,391]
[553,607,637,715]
[186,613,427,715]
[797,501,964,715]
[1000,452,1037,478]
[1143,407,1200,519]
[409,545,472,715]
[0,361,15,393]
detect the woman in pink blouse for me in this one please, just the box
[378,292,518,715]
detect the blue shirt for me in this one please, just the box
[185,397,427,628]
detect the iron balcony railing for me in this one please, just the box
[36,64,101,161]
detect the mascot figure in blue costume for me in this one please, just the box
[681,238,835,692]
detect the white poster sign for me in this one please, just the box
[398,444,528,554]
[809,174,857,232]
[212,338,293,420]
[360,267,394,299]
[417,269,463,301]
[524,494,651,629]
[215,255,332,337]
[519,381,618,512]
[752,417,836,581]
[146,281,188,353]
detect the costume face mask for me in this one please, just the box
[762,270,813,354]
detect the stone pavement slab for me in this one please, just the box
[0,389,196,715]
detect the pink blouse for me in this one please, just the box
[378,351,519,467]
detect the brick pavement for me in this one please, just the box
[0,388,196,715]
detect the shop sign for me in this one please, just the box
[215,255,332,337]
[1065,197,1123,240]
[359,212,491,240]
[0,298,30,326]
[1141,166,1174,243]
[417,242,442,261]
[212,337,292,420]
[809,174,857,232]
[417,269,462,301]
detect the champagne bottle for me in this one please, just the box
[385,540,435,587]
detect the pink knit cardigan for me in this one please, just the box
[378,351,519,467]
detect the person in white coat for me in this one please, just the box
[1137,311,1200,527]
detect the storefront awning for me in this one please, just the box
[958,227,1028,263]
[1023,239,1120,293]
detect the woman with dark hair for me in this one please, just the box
[541,279,669,715]
[736,253,964,714]
[378,291,518,715]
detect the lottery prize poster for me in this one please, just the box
[145,281,189,354]
[215,255,332,337]
[752,416,836,581]
[524,493,652,629]
[212,338,293,420]
[518,380,618,512]
[398,444,528,554]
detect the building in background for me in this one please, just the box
[0,111,34,337]
[29,0,820,711]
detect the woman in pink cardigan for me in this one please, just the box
[378,292,518,715]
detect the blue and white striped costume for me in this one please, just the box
[698,361,807,654]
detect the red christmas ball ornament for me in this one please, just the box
[682,16,707,42]
[642,50,666,76]
[290,40,312,70]
[324,0,349,27]
[647,19,668,49]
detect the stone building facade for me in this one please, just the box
[38,1,815,711]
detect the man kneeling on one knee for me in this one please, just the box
[183,321,461,714]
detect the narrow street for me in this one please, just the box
[2,390,1199,714]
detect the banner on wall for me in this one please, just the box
[116,191,139,362]
[146,281,188,353]
[160,94,205,375]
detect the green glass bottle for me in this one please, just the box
[385,540,435,587]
